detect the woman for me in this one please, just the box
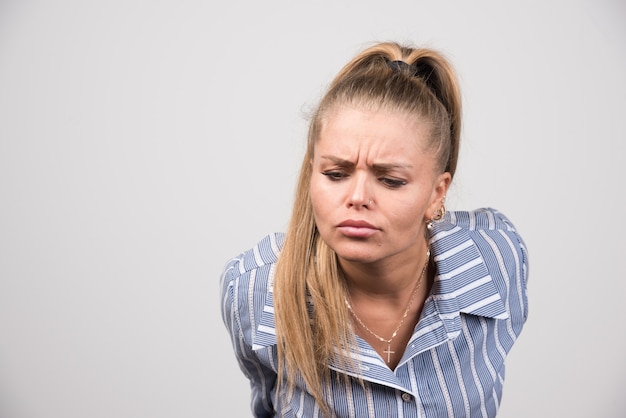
[220,41,529,417]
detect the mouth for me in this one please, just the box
[336,219,379,238]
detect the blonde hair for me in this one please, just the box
[273,41,462,416]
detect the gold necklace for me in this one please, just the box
[344,250,430,364]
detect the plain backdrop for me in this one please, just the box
[1,1,625,417]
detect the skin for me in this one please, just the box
[309,106,450,367]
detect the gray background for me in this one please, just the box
[1,0,625,417]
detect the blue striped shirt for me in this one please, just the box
[220,208,529,417]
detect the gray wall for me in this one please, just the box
[1,1,624,417]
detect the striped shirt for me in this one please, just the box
[220,208,529,417]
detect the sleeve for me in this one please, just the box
[483,208,530,334]
[220,257,277,418]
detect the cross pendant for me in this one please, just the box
[383,344,395,363]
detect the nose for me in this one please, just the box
[347,173,372,209]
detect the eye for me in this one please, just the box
[322,170,347,181]
[379,177,407,189]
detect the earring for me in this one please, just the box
[427,204,446,230]
[434,204,446,221]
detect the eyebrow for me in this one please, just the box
[319,155,413,170]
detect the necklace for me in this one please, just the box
[344,250,430,364]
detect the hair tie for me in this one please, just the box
[386,59,416,75]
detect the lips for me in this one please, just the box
[336,219,379,238]
[338,220,376,228]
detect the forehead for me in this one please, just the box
[315,106,431,160]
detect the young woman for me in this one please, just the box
[220,41,529,418]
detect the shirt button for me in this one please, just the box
[402,393,412,402]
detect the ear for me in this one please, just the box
[426,172,451,220]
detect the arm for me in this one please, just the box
[476,208,530,334]
[220,258,277,417]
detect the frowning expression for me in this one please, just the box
[310,106,449,266]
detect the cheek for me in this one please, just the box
[391,212,420,234]
[389,197,430,230]
[310,176,338,207]
[309,180,321,210]
[309,180,328,222]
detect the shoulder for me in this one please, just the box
[219,232,285,341]
[434,207,530,324]
[220,232,285,301]
[446,207,521,233]
[434,207,528,261]
[444,207,528,271]
[221,232,285,279]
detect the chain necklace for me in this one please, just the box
[344,250,430,364]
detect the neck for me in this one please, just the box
[339,246,431,296]
[343,249,432,368]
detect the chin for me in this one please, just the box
[338,254,379,264]
[328,243,381,264]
